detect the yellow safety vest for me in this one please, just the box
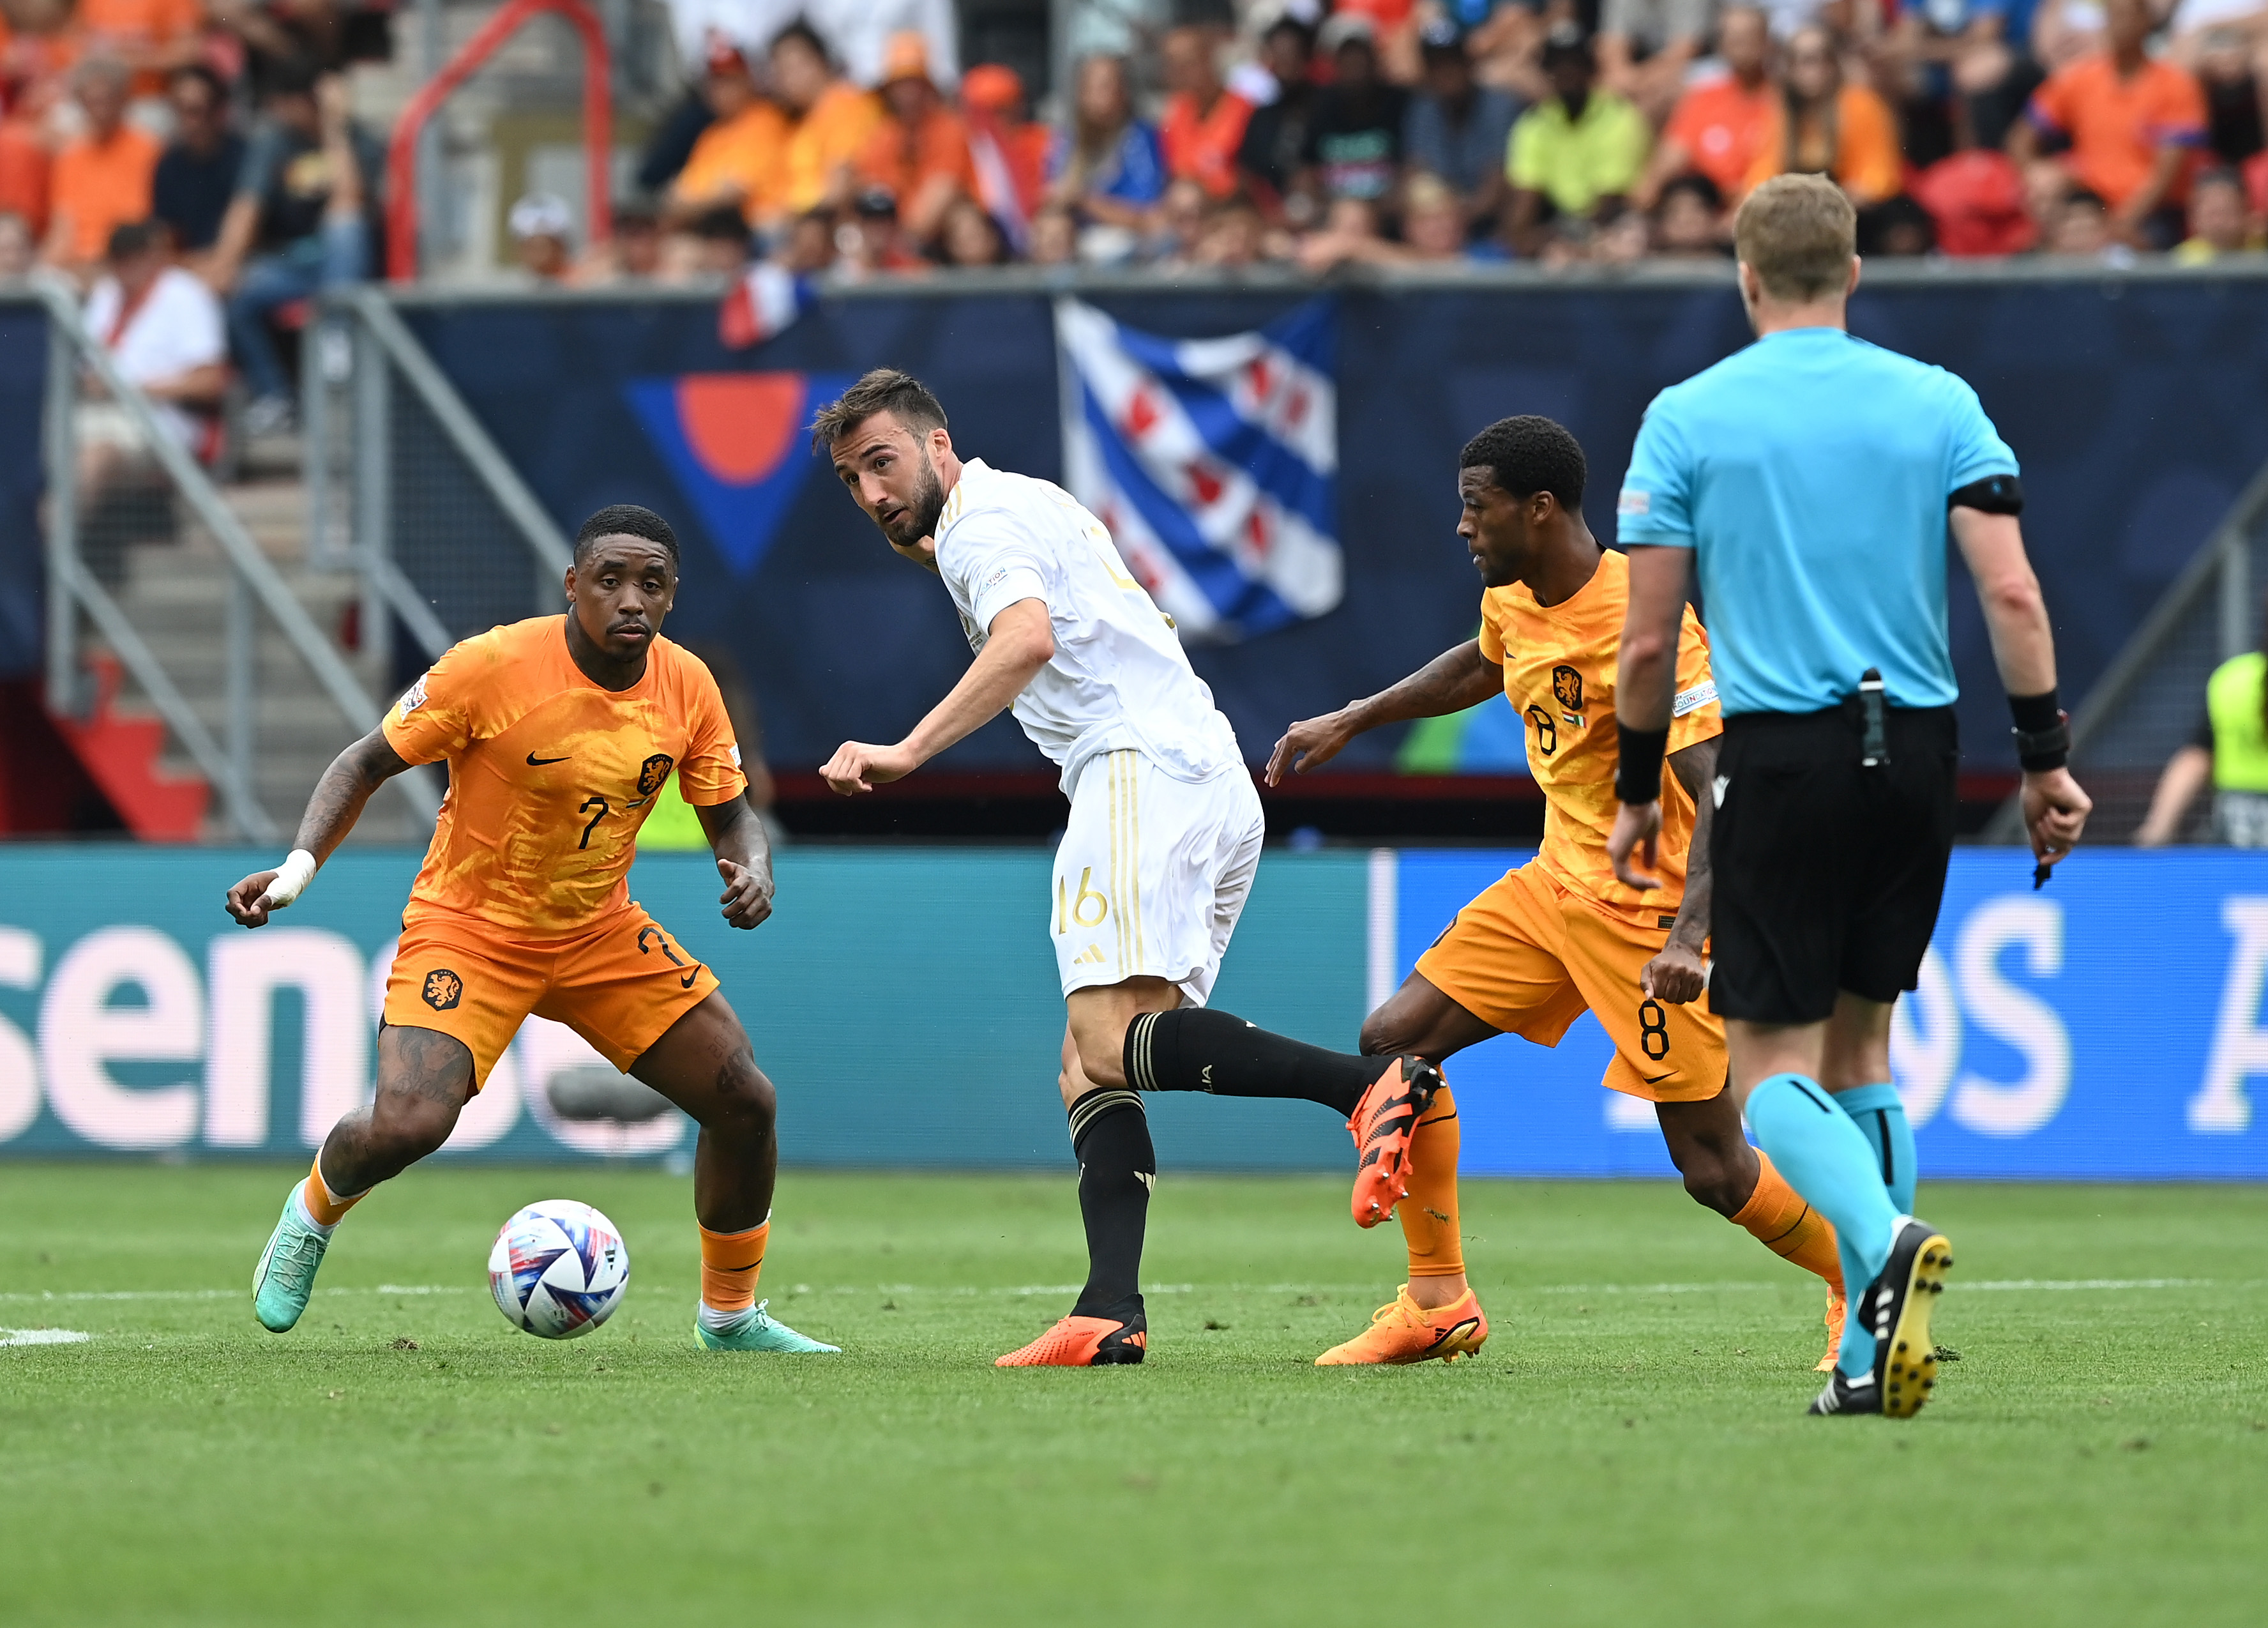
[2207,651,2268,793]
[633,775,709,850]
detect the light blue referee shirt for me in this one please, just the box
[1615,327,2018,717]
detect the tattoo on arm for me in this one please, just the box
[1663,736,1718,948]
[293,727,412,861]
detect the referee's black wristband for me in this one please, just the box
[1615,722,1670,805]
[2009,688,2069,772]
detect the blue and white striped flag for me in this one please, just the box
[1055,297,1341,643]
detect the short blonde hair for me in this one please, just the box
[1734,174,1857,302]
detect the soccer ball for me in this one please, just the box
[488,1200,630,1339]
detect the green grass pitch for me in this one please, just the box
[2,1164,2264,1626]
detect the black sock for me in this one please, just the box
[1123,1007,1384,1118]
[1068,1087,1152,1320]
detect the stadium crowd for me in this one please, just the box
[1,0,2263,439]
[623,0,2268,277]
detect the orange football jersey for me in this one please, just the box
[1478,549,1722,925]
[382,616,747,937]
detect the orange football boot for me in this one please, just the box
[994,1311,1148,1367]
[1817,1286,1847,1372]
[1316,1285,1489,1366]
[1347,1056,1444,1227]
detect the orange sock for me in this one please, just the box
[1731,1150,1843,1293]
[1398,1084,1465,1279]
[699,1221,769,1313]
[299,1157,364,1227]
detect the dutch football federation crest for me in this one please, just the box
[422,968,464,1010]
[1552,665,1584,713]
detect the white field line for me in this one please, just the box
[1960,1278,2216,1291]
[820,1278,2242,1298]
[0,1277,2239,1309]
[0,1285,474,1304]
[1535,1277,2226,1295]
[0,1328,91,1345]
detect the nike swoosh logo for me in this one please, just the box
[1643,1072,1675,1084]
[526,752,569,765]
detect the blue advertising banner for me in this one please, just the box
[0,845,1363,1173]
[3,843,2265,1178]
[1393,849,2268,1180]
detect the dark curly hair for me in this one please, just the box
[1458,415,1587,510]
[575,503,679,567]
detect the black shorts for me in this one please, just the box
[1709,703,1958,1025]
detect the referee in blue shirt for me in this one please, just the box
[1605,175,2092,1418]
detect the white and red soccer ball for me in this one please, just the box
[488,1200,629,1339]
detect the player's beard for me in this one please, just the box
[888,453,948,550]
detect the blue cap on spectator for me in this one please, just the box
[1419,18,1467,55]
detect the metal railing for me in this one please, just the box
[305,287,574,676]
[385,0,614,281]
[1984,449,2268,845]
[36,282,437,839]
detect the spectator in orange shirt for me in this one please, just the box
[1,0,82,235]
[43,56,161,278]
[1743,23,1905,206]
[1637,5,1774,209]
[667,42,787,227]
[77,0,204,100]
[2011,0,2207,247]
[1158,23,1251,201]
[962,62,1048,252]
[0,119,47,238]
[854,30,972,245]
[767,20,880,224]
[1,0,86,107]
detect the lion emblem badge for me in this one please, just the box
[1551,665,1584,713]
[421,969,464,1011]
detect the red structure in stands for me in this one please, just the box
[386,0,613,282]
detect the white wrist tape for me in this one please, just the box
[266,849,319,909]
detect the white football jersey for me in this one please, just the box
[935,459,1241,794]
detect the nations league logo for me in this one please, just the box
[422,969,464,1011]
[636,754,674,798]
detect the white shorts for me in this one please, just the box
[1052,749,1266,1005]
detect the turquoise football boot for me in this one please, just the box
[693,1300,840,1353]
[251,1191,331,1332]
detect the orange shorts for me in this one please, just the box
[382,903,720,1087]
[1414,862,1727,1103]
